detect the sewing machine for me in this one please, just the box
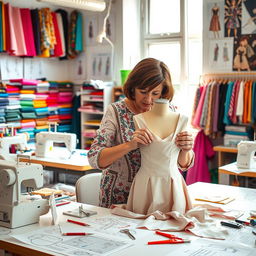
[0,158,49,228]
[35,132,77,158]
[236,141,256,169]
[0,133,28,160]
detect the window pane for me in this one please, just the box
[148,42,181,85]
[188,39,202,84]
[149,0,180,34]
[187,0,203,36]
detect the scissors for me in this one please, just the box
[148,231,190,245]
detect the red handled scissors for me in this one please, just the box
[148,231,191,245]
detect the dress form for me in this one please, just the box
[142,99,179,139]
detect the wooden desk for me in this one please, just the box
[0,182,255,256]
[218,162,256,185]
[17,148,93,184]
[213,145,238,167]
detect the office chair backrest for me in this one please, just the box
[75,172,102,206]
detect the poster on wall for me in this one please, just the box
[208,0,224,39]
[224,0,242,37]
[242,0,256,35]
[209,38,234,71]
[233,34,256,71]
[85,16,98,46]
[0,55,23,80]
[87,49,112,81]
[24,58,43,79]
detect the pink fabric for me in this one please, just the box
[192,85,207,129]
[10,79,38,85]
[186,130,215,185]
[8,6,27,56]
[20,8,36,56]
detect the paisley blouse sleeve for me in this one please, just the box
[87,104,117,169]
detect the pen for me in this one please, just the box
[62,232,93,236]
[67,219,90,226]
[235,219,250,226]
[56,201,71,207]
[148,239,191,245]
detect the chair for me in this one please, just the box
[75,172,102,206]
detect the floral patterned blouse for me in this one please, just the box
[88,99,140,208]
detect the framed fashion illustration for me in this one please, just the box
[209,38,234,71]
[224,0,242,37]
[24,58,42,80]
[85,16,98,46]
[0,55,23,80]
[233,34,256,71]
[242,0,256,35]
[86,46,112,81]
[208,0,224,39]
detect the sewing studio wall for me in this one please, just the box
[0,0,84,81]
[203,0,256,73]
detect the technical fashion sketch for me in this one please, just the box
[214,43,219,61]
[89,21,93,38]
[118,113,192,215]
[209,3,221,38]
[223,43,229,61]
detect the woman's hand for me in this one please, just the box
[129,128,153,150]
[175,131,194,152]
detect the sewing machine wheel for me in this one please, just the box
[0,169,16,186]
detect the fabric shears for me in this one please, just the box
[148,231,191,245]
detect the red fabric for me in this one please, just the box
[186,130,215,185]
[20,8,36,56]
[51,12,63,57]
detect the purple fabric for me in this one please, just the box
[212,83,220,132]
[186,130,215,185]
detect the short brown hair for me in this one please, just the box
[123,58,174,101]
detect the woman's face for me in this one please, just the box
[133,83,163,112]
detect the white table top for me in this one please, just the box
[0,182,256,256]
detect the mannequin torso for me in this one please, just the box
[141,99,179,140]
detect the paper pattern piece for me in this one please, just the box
[195,195,235,205]
[167,238,254,256]
[12,225,130,256]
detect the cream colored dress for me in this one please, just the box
[126,113,192,215]
[112,114,228,239]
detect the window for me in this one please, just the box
[141,0,202,115]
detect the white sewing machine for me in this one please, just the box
[236,141,256,169]
[35,132,77,158]
[0,133,28,159]
[0,157,49,228]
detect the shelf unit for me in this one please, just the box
[78,84,113,150]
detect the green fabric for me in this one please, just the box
[210,168,218,184]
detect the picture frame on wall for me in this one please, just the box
[208,0,224,39]
[208,38,234,71]
[242,0,256,35]
[87,47,112,81]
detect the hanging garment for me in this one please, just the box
[186,130,215,185]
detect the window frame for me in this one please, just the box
[140,0,203,88]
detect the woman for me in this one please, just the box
[88,58,194,208]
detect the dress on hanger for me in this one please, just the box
[121,113,192,215]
